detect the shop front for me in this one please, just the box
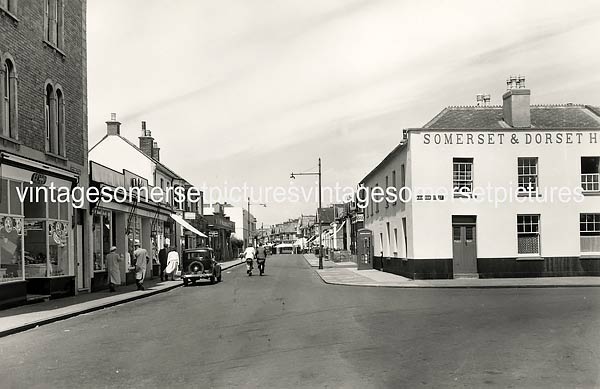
[0,153,79,302]
[204,214,234,261]
[89,161,177,289]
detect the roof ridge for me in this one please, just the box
[531,103,585,107]
[447,105,502,109]
[585,105,600,118]
[422,107,449,128]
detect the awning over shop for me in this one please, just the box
[170,214,208,238]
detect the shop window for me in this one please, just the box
[517,214,540,255]
[92,211,112,272]
[0,215,23,283]
[23,182,71,278]
[24,220,47,277]
[48,220,69,276]
[580,213,600,253]
[0,179,8,214]
[0,179,24,283]
[9,181,22,215]
[517,157,538,193]
[581,157,600,192]
[93,214,103,271]
[24,184,46,218]
[453,158,473,194]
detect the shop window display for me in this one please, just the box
[127,215,141,270]
[48,220,69,276]
[0,215,24,282]
[92,211,112,271]
[0,179,24,283]
[23,183,72,278]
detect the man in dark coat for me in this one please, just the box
[159,243,168,281]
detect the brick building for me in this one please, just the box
[0,0,89,307]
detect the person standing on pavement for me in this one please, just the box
[158,243,168,281]
[256,242,267,276]
[133,240,149,291]
[165,246,180,281]
[106,246,122,292]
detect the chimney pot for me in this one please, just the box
[106,113,121,136]
[138,122,154,157]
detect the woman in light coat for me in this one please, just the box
[165,247,180,281]
[106,246,122,292]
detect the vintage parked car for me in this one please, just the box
[181,247,222,286]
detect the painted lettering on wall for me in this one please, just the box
[422,131,599,145]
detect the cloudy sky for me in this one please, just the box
[87,0,600,225]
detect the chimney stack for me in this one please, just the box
[106,112,121,135]
[138,121,154,157]
[502,75,530,128]
[152,141,160,161]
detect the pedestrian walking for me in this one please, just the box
[256,242,267,276]
[106,246,122,292]
[165,247,180,281]
[159,243,168,281]
[133,240,149,290]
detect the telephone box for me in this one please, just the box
[356,228,374,270]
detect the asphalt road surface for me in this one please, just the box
[1,254,600,388]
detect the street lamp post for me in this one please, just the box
[247,197,266,247]
[290,158,323,269]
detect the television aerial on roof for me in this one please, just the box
[476,93,491,107]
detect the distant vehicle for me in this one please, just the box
[276,243,298,254]
[181,247,222,286]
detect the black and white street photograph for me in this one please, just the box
[1,1,600,388]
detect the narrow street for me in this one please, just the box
[1,255,599,388]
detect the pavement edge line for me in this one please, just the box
[0,261,245,339]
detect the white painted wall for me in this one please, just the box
[224,207,254,244]
[409,129,600,259]
[89,135,155,185]
[363,145,412,259]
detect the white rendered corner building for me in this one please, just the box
[361,77,600,279]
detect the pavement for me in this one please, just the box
[304,253,600,288]
[0,258,245,338]
[1,254,599,388]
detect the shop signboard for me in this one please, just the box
[90,161,124,188]
[123,169,148,190]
